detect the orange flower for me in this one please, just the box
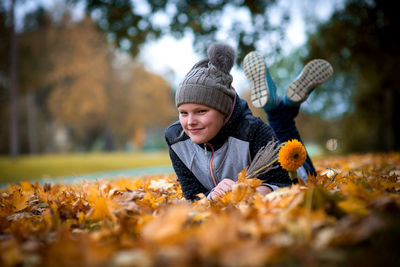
[278,139,307,172]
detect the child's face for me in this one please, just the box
[178,103,225,144]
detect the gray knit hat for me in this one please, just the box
[175,42,236,116]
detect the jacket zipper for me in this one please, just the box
[204,143,217,187]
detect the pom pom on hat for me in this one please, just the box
[175,42,236,116]
[207,42,236,74]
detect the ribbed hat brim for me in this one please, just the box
[176,83,233,115]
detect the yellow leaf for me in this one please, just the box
[190,210,211,223]
[42,208,52,226]
[88,196,119,221]
[85,186,102,204]
[338,199,370,216]
[141,204,190,244]
[78,211,86,225]
[11,191,29,211]
[230,183,253,203]
[148,179,174,192]
[237,167,248,183]
[19,181,34,194]
[245,177,262,188]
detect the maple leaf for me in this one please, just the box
[148,179,174,192]
[19,181,34,194]
[87,196,119,222]
[230,167,262,203]
[337,199,370,216]
[230,183,253,203]
[10,191,29,212]
[113,191,142,214]
[141,204,191,244]
[110,249,152,267]
[237,167,248,183]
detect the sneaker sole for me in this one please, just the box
[242,51,269,108]
[286,59,333,103]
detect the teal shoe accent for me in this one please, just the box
[242,51,278,110]
[285,59,333,106]
[283,95,297,107]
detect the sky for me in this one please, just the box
[14,0,340,94]
[135,0,340,93]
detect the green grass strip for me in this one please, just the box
[0,151,171,183]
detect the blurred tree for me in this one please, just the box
[78,0,289,61]
[18,7,53,96]
[9,0,19,158]
[0,2,10,154]
[9,9,112,151]
[107,60,176,149]
[305,0,400,152]
[45,15,111,148]
[18,8,54,153]
[0,5,176,153]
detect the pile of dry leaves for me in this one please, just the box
[1,153,400,266]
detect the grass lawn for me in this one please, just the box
[0,151,171,183]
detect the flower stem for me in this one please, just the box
[288,171,297,181]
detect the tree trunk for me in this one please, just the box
[383,88,396,151]
[9,0,19,158]
[26,92,38,154]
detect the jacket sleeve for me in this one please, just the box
[249,119,292,189]
[168,147,210,201]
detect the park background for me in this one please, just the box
[1,0,399,182]
[1,1,400,266]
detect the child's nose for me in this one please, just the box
[187,114,197,125]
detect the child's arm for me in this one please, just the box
[168,148,210,200]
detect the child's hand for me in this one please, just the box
[210,178,235,200]
[256,185,273,196]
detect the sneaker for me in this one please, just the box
[242,51,277,109]
[285,59,333,105]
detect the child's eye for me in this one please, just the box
[179,111,187,116]
[198,110,207,114]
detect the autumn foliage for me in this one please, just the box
[1,153,400,266]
